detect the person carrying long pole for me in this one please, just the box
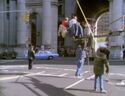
[75,0,96,71]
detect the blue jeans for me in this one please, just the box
[94,74,104,91]
[75,59,85,76]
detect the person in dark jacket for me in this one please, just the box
[93,47,109,93]
[100,47,110,60]
[123,49,125,59]
[28,45,35,70]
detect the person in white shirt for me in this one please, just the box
[69,15,77,28]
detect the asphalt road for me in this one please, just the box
[0,58,125,96]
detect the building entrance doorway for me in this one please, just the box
[30,12,37,47]
[31,22,36,47]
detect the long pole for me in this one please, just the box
[75,0,93,71]
[76,0,94,37]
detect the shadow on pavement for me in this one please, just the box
[13,76,75,96]
[0,85,5,96]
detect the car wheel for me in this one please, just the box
[48,56,53,60]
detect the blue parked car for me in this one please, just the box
[25,50,59,60]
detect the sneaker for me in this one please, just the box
[100,89,107,93]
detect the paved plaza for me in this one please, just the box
[0,58,125,96]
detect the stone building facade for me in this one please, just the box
[0,0,58,58]
[0,0,125,59]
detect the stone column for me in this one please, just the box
[109,0,124,59]
[51,0,58,52]
[16,0,27,58]
[123,0,125,47]
[17,0,27,46]
[0,0,4,45]
[42,0,52,48]
[9,0,17,46]
[110,0,123,31]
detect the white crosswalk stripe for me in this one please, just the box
[0,65,125,88]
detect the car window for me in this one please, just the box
[37,51,53,54]
[44,51,50,54]
[39,51,44,54]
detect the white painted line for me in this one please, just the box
[86,75,95,80]
[36,67,42,69]
[84,71,89,73]
[36,66,76,71]
[64,69,76,71]
[0,76,20,81]
[0,69,90,81]
[0,65,26,69]
[64,73,94,90]
[37,66,62,70]
[36,73,68,77]
[109,73,125,77]
[64,78,85,90]
[108,81,115,85]
[59,73,68,77]
[24,71,45,77]
[0,71,45,81]
[37,71,89,79]
[116,80,125,86]
[80,71,90,76]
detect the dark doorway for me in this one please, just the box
[30,12,37,47]
[76,0,109,21]
[31,22,36,47]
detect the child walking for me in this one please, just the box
[93,47,109,93]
